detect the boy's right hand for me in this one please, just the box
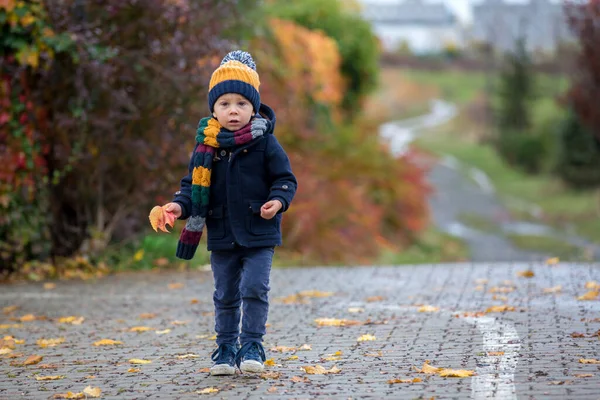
[164,202,182,219]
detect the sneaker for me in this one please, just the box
[210,343,237,376]
[236,341,266,373]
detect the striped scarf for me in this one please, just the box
[176,116,268,260]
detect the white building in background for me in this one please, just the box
[358,0,463,54]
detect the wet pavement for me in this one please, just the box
[1,262,600,399]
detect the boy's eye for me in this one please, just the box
[220,102,228,106]
[238,102,247,106]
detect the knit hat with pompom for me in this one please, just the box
[208,50,260,113]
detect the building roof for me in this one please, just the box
[361,0,456,26]
[471,0,571,51]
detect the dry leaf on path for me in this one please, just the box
[585,281,600,290]
[298,290,334,298]
[83,386,101,398]
[129,326,153,333]
[545,257,559,265]
[485,305,515,313]
[53,392,85,399]
[418,305,439,312]
[414,361,441,374]
[139,313,156,319]
[176,354,200,359]
[574,373,593,378]
[579,359,600,364]
[357,334,376,342]
[93,339,123,346]
[366,296,385,302]
[35,375,65,381]
[388,377,422,384]
[197,387,219,394]
[127,368,141,373]
[24,355,43,365]
[260,371,281,379]
[291,376,310,383]
[302,365,341,375]
[129,359,152,364]
[44,283,56,290]
[517,270,534,278]
[0,348,13,355]
[37,338,65,348]
[570,332,585,338]
[19,314,37,322]
[3,305,18,314]
[168,283,184,290]
[58,316,84,325]
[298,344,312,351]
[487,352,505,356]
[156,329,171,335]
[577,291,599,301]
[270,346,296,353]
[439,369,475,378]
[348,307,364,313]
[543,286,562,294]
[315,318,361,327]
[264,358,276,367]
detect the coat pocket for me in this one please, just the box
[206,205,226,239]
[247,201,277,235]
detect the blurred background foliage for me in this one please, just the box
[3,0,600,280]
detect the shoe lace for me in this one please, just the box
[211,343,236,363]
[235,341,265,366]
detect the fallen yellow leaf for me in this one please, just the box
[37,337,65,348]
[438,369,475,378]
[2,305,18,314]
[19,314,36,322]
[171,320,189,326]
[58,316,85,325]
[270,346,296,352]
[414,360,441,374]
[579,359,600,364]
[286,355,299,360]
[129,326,153,333]
[577,291,599,301]
[418,305,440,312]
[53,392,85,399]
[488,286,514,293]
[44,283,56,290]
[176,354,200,359]
[197,387,219,394]
[139,313,156,319]
[517,270,534,278]
[260,371,282,379]
[388,377,422,384]
[23,355,43,365]
[190,298,199,304]
[366,296,385,302]
[93,339,123,346]
[291,376,310,383]
[574,373,593,378]
[543,286,562,294]
[156,329,171,335]
[168,283,184,290]
[546,257,559,265]
[129,359,152,364]
[264,358,276,367]
[127,368,141,373]
[302,365,340,374]
[315,318,361,327]
[485,305,515,313]
[83,386,101,398]
[0,324,22,329]
[357,334,376,342]
[298,344,312,351]
[298,290,334,298]
[35,375,65,381]
[487,351,505,356]
[0,348,13,355]
[347,307,364,313]
[492,295,508,302]
[585,281,600,290]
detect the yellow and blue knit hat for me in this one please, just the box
[208,50,260,113]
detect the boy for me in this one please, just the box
[161,50,297,375]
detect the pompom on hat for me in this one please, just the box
[208,50,260,113]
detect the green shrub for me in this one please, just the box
[495,130,548,174]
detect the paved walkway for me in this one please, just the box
[1,262,599,399]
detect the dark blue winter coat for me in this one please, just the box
[173,103,297,251]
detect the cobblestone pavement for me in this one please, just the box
[1,262,600,399]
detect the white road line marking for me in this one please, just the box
[465,316,521,400]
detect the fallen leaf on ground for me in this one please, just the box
[366,296,385,302]
[0,348,13,355]
[83,386,101,398]
[348,307,364,313]
[488,287,514,294]
[323,351,343,361]
[388,377,422,384]
[487,352,505,356]
[198,368,210,373]
[302,365,341,374]
[156,329,171,335]
[139,313,156,319]
[53,392,85,399]
[127,368,141,373]
[37,337,65,348]
[190,298,199,304]
[543,286,562,294]
[264,358,276,367]
[129,359,152,364]
[38,364,59,369]
[291,375,310,383]
[3,305,18,314]
[270,346,296,353]
[298,290,334,298]
[129,326,153,332]
[545,257,559,265]
[176,354,200,359]
[577,291,599,301]
[286,355,299,360]
[19,314,37,322]
[418,305,439,312]
[298,344,312,350]
[517,270,534,278]
[585,281,600,290]
[171,320,189,326]
[197,387,219,394]
[579,359,600,364]
[570,332,585,338]
[36,375,65,381]
[58,316,84,325]
[24,355,43,365]
[454,312,486,318]
[439,369,475,378]
[93,339,123,346]
[365,351,383,357]
[0,324,23,329]
[357,334,376,342]
[485,305,515,313]
[574,373,593,378]
[168,283,184,290]
[492,295,508,301]
[414,361,441,374]
[315,318,361,327]
[261,371,281,379]
[44,283,56,290]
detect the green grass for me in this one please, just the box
[399,69,486,105]
[506,234,586,260]
[458,213,502,234]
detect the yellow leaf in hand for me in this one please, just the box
[149,206,175,233]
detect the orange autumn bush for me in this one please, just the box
[251,19,430,263]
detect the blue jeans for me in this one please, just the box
[210,246,274,346]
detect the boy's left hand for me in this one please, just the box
[260,200,282,220]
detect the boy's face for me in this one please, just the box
[212,93,253,131]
